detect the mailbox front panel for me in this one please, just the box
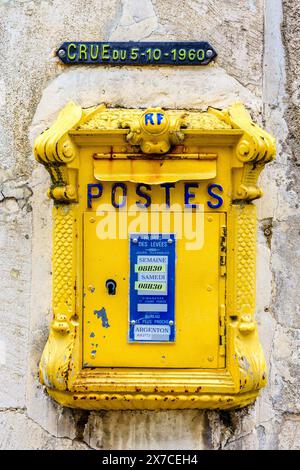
[83,211,225,368]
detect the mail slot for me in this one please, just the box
[34,103,275,410]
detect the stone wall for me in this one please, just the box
[0,0,299,449]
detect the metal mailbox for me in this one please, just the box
[34,102,275,410]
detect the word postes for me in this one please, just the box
[87,182,223,209]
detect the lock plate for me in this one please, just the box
[129,233,176,343]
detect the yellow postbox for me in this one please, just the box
[34,102,275,410]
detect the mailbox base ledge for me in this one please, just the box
[46,388,260,411]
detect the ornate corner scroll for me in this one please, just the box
[34,101,84,202]
[209,103,276,201]
[121,107,186,154]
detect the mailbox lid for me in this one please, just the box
[83,211,226,369]
[93,157,217,184]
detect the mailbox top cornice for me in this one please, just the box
[34,102,276,162]
[34,102,276,203]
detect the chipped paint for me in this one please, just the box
[94,307,110,328]
[41,369,53,389]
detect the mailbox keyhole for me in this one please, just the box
[106,279,117,295]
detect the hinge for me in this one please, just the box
[219,303,226,357]
[220,225,227,276]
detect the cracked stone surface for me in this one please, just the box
[0,0,299,450]
[0,409,89,450]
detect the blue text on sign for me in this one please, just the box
[87,182,223,209]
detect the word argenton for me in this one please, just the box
[57,41,217,65]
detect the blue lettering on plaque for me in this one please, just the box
[129,233,176,343]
